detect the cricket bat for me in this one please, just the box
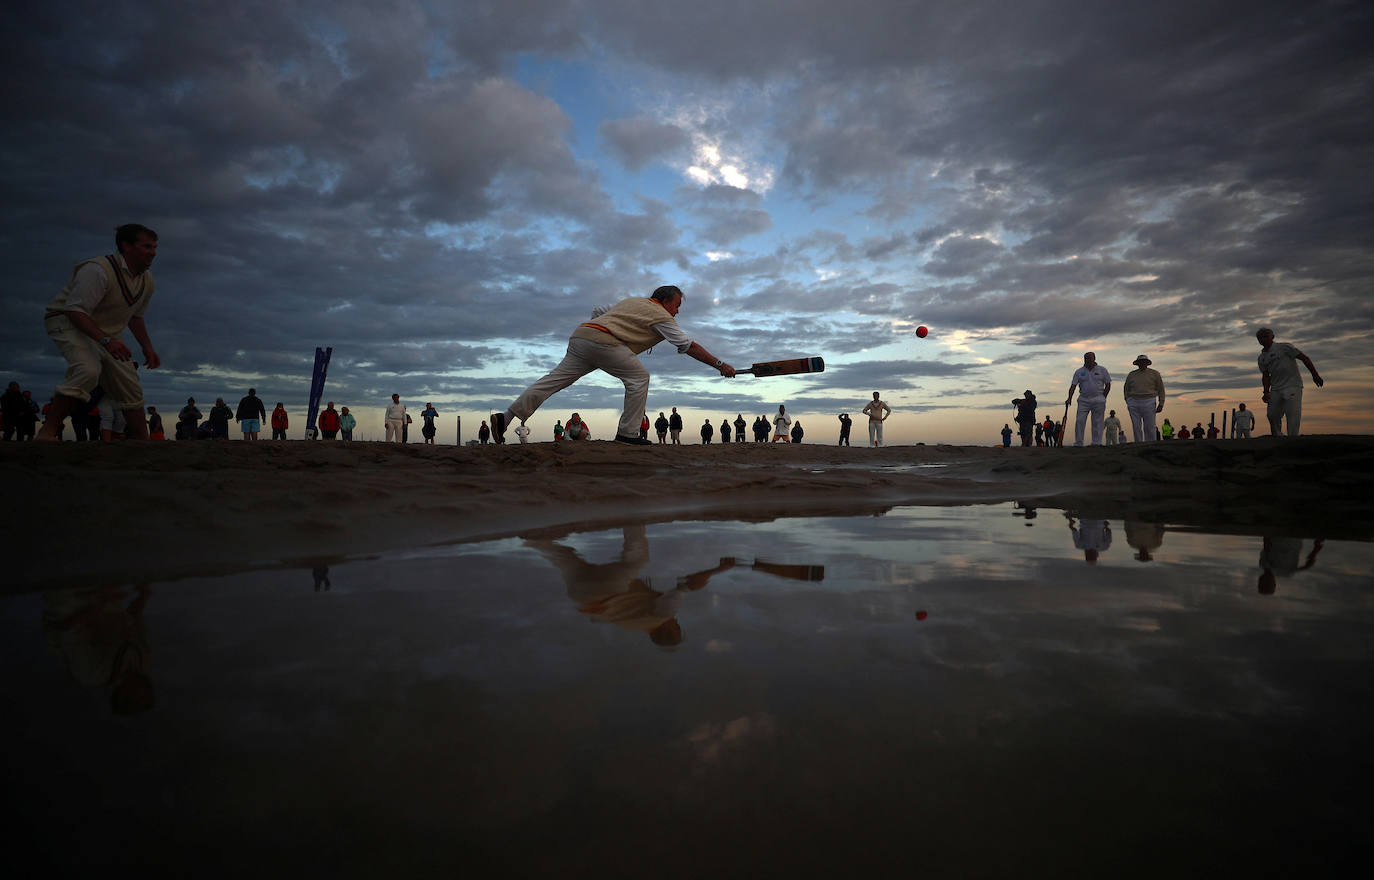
[738,356,825,377]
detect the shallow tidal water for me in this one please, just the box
[5,503,1373,875]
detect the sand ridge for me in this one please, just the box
[4,436,1371,590]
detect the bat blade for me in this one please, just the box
[742,356,825,377]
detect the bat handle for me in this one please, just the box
[737,369,755,375]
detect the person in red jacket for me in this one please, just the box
[317,402,342,439]
[271,402,289,440]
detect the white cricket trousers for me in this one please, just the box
[385,420,404,442]
[1267,387,1302,436]
[1074,397,1106,446]
[868,420,884,446]
[1126,397,1158,443]
[510,337,649,440]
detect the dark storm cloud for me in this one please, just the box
[3,0,1370,429]
[599,116,692,171]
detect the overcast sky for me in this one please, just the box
[3,0,1370,443]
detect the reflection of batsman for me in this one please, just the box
[526,525,824,646]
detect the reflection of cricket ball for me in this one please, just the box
[916,326,929,338]
[915,610,928,621]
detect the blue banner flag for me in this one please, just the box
[305,346,332,439]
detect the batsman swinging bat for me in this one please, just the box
[739,356,825,378]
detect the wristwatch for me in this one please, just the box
[713,358,724,368]
[98,336,111,347]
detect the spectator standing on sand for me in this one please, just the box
[1122,355,1166,443]
[236,388,266,441]
[2,382,26,440]
[208,398,232,439]
[701,419,713,444]
[772,405,792,442]
[1207,423,1220,440]
[1161,419,1174,440]
[1255,327,1323,437]
[1001,424,1013,447]
[514,423,531,444]
[384,394,406,443]
[37,224,163,442]
[97,390,126,441]
[1194,423,1206,440]
[640,414,650,441]
[791,421,804,444]
[1233,403,1255,438]
[734,414,746,443]
[720,419,731,443]
[669,407,683,445]
[655,412,669,444]
[271,402,289,440]
[318,402,341,439]
[1065,352,1111,446]
[340,407,356,441]
[553,420,564,441]
[862,392,892,447]
[838,413,853,446]
[1103,410,1122,445]
[146,407,165,440]
[178,397,201,440]
[1013,391,1038,448]
[421,403,439,445]
[478,421,490,444]
[490,285,734,446]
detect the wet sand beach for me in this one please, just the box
[5,435,1372,590]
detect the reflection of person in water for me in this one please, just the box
[1124,520,1165,562]
[312,566,332,591]
[1258,536,1324,595]
[526,525,718,646]
[1013,500,1038,524]
[527,525,823,646]
[1066,513,1112,563]
[43,584,154,715]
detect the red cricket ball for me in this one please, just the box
[916,325,929,338]
[915,610,928,621]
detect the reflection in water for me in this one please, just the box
[1066,512,1112,563]
[1124,520,1165,561]
[312,566,332,591]
[526,524,823,646]
[1258,536,1324,594]
[42,584,154,715]
[6,505,1372,875]
[1013,499,1038,523]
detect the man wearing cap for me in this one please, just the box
[492,285,734,445]
[1121,354,1166,443]
[1065,352,1111,446]
[1255,328,1323,437]
[36,224,162,441]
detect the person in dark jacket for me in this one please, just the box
[790,420,804,443]
[207,398,232,439]
[235,388,267,440]
[177,397,201,440]
[654,412,669,444]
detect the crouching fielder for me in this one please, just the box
[494,286,735,445]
